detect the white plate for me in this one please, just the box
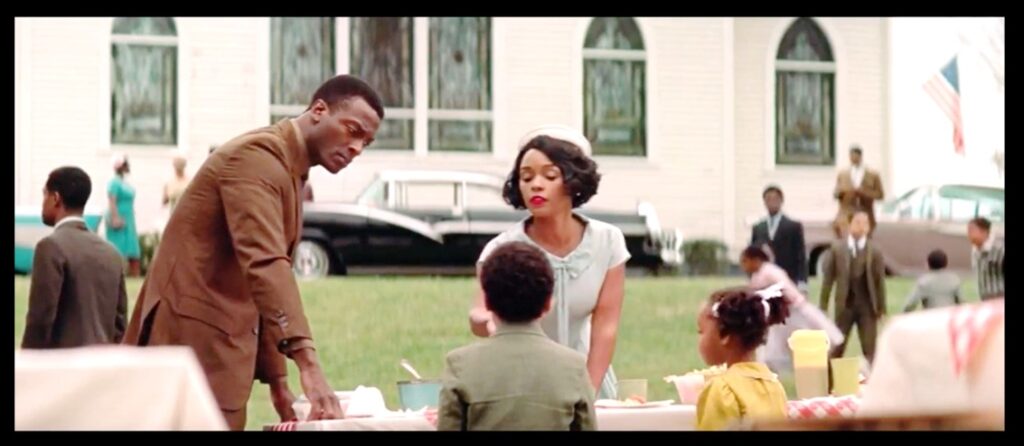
[595,399,675,409]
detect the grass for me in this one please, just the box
[13,275,979,430]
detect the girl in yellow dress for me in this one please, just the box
[696,286,791,430]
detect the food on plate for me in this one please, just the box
[663,363,727,383]
[623,395,646,405]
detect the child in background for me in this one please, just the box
[903,249,962,312]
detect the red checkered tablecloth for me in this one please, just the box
[949,299,1004,377]
[787,395,861,419]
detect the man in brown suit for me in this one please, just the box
[123,75,384,430]
[23,166,127,349]
[833,146,884,236]
[820,211,887,363]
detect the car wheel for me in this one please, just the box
[293,240,331,280]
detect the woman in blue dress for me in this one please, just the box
[106,154,141,277]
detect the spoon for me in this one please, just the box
[400,358,423,380]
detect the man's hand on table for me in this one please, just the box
[269,377,298,422]
[293,347,343,421]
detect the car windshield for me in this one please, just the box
[357,174,508,211]
[357,179,387,207]
[398,182,459,210]
[886,185,1004,223]
[937,185,1004,223]
[884,188,919,214]
[888,187,932,219]
[465,183,506,209]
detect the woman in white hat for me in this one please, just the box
[106,153,141,276]
[469,125,628,399]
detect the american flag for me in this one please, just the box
[923,56,965,155]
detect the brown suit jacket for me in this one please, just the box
[833,167,884,231]
[123,120,314,412]
[22,220,127,349]
[820,239,887,317]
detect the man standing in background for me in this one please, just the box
[751,185,808,292]
[833,146,884,236]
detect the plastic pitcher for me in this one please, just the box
[788,329,830,399]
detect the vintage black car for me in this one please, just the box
[293,170,683,278]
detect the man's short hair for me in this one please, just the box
[969,217,992,232]
[45,166,92,211]
[308,74,385,120]
[762,185,784,200]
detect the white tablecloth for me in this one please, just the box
[268,415,434,431]
[597,404,697,431]
[268,415,432,431]
[15,346,227,431]
[859,301,1004,419]
[267,405,697,431]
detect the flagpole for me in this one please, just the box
[955,41,966,158]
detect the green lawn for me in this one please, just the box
[13,275,979,430]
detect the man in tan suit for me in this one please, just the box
[23,167,127,349]
[820,211,887,363]
[833,146,884,236]
[123,75,384,430]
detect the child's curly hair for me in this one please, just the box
[708,287,790,351]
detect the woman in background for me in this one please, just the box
[106,154,141,277]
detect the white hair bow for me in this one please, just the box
[711,283,782,319]
[755,283,784,300]
[753,283,784,318]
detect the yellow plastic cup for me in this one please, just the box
[831,357,860,396]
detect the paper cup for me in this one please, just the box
[671,374,706,405]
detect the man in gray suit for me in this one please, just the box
[820,211,887,363]
[22,166,127,349]
[439,241,596,431]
